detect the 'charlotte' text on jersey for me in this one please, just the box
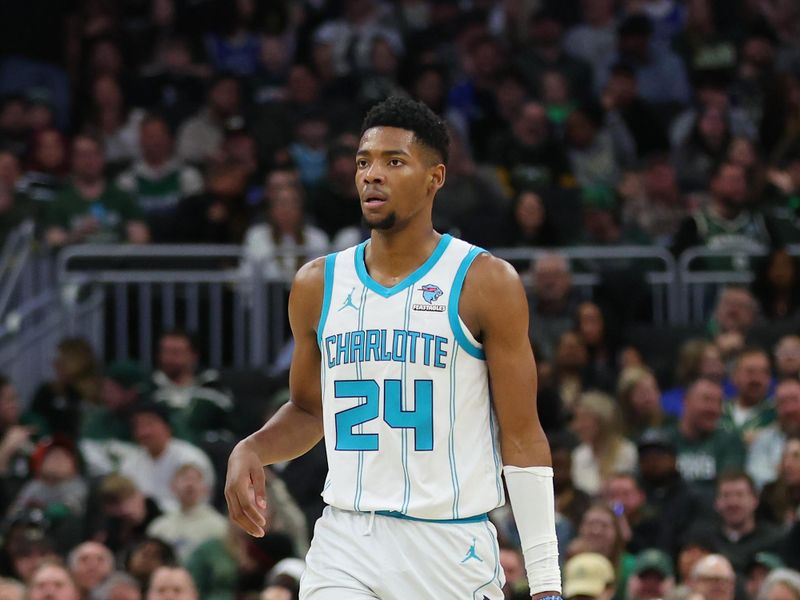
[323,328,449,369]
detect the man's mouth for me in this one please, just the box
[364,191,387,204]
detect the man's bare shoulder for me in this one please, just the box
[464,252,525,296]
[289,257,326,318]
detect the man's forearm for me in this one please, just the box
[242,400,324,466]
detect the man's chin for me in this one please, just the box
[364,213,397,230]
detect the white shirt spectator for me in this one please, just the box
[241,223,329,281]
[147,504,228,563]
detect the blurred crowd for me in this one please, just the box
[2,0,800,599]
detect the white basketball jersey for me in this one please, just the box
[316,234,504,521]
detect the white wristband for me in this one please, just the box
[503,465,562,596]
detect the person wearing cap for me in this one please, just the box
[119,402,215,512]
[563,552,617,600]
[746,552,785,599]
[758,568,800,600]
[626,549,675,600]
[115,113,204,243]
[689,554,736,600]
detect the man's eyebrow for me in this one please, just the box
[355,149,413,157]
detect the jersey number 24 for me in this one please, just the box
[334,379,433,451]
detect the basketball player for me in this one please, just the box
[225,97,562,600]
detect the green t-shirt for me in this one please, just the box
[668,425,745,488]
[186,538,237,600]
[80,405,132,442]
[720,398,777,441]
[46,183,143,243]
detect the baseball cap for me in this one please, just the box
[563,553,616,599]
[637,428,676,455]
[106,360,149,390]
[633,549,674,578]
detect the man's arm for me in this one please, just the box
[462,253,561,599]
[225,258,325,537]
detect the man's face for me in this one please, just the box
[158,336,196,380]
[512,103,548,146]
[684,380,723,434]
[711,165,747,207]
[776,381,800,436]
[691,558,735,600]
[604,476,645,515]
[29,565,80,600]
[140,120,173,166]
[71,543,113,591]
[356,126,443,231]
[72,137,105,181]
[103,492,146,524]
[715,289,755,333]
[775,337,800,377]
[0,382,20,425]
[109,583,141,600]
[533,257,571,304]
[636,571,668,600]
[173,466,206,508]
[208,79,240,117]
[715,479,757,529]
[132,413,171,455]
[147,567,197,600]
[732,353,771,406]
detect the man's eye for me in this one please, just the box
[389,159,403,166]
[356,160,368,168]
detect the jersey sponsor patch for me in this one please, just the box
[413,283,445,312]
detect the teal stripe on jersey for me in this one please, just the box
[354,285,369,511]
[354,234,453,298]
[374,510,488,524]
[448,343,461,519]
[317,253,337,345]
[400,286,413,514]
[448,246,486,359]
[488,408,502,505]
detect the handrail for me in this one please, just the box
[0,220,36,318]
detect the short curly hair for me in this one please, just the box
[360,97,449,165]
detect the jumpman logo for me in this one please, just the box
[338,288,360,312]
[460,538,483,564]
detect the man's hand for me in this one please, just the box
[225,439,268,537]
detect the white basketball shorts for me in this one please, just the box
[300,506,505,600]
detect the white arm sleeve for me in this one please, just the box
[503,465,562,596]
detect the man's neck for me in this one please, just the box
[736,395,763,409]
[724,518,755,539]
[679,419,706,439]
[366,224,440,284]
[75,178,105,199]
[147,442,168,459]
[169,372,194,387]
[711,199,743,221]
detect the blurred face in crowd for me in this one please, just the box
[577,302,604,346]
[147,567,197,600]
[269,186,304,235]
[0,151,21,188]
[556,332,588,371]
[70,542,113,592]
[71,136,105,183]
[775,336,800,378]
[158,335,197,381]
[413,69,445,111]
[710,164,748,208]
[494,75,527,119]
[678,544,710,583]
[565,110,598,149]
[513,102,549,147]
[0,382,20,427]
[630,373,661,419]
[128,542,170,583]
[732,351,771,407]
[0,99,27,133]
[690,555,735,600]
[572,404,600,445]
[604,475,646,516]
[515,191,545,236]
[132,413,171,457]
[0,580,24,600]
[644,160,678,200]
[29,564,80,600]
[108,581,142,600]
[264,169,300,204]
[699,107,727,148]
[715,478,758,530]
[715,288,756,333]
[39,447,77,484]
[35,130,67,172]
[92,76,123,111]
[533,255,571,305]
[763,582,800,600]
[578,507,617,557]
[208,78,240,118]
[140,119,173,167]
[768,250,796,291]
[286,65,319,105]
[683,379,723,435]
[781,438,800,486]
[172,465,207,509]
[551,447,574,491]
[102,378,137,412]
[582,0,615,24]
[776,380,800,436]
[296,117,329,150]
[700,344,725,382]
[103,490,147,524]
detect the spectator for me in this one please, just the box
[176,75,242,165]
[146,566,196,600]
[203,3,261,77]
[672,162,780,269]
[83,75,145,168]
[0,95,30,158]
[758,568,800,600]
[119,403,215,512]
[499,189,562,251]
[674,528,719,584]
[0,375,40,508]
[125,538,177,591]
[551,437,592,544]
[618,366,666,439]
[775,336,800,379]
[151,330,235,445]
[758,435,800,526]
[527,253,579,362]
[571,391,638,496]
[748,379,800,491]
[602,473,661,553]
[93,474,162,557]
[722,348,777,446]
[579,186,649,250]
[626,549,675,600]
[29,337,99,441]
[752,249,800,320]
[287,111,331,189]
[701,471,785,573]
[619,155,688,246]
[746,552,786,600]
[667,378,746,501]
[307,142,361,246]
[0,577,24,600]
[563,0,618,87]
[673,104,733,193]
[17,128,69,207]
[499,545,526,598]
[576,301,620,390]
[81,360,149,444]
[0,514,59,583]
[550,331,591,413]
[91,571,141,600]
[568,502,634,579]
[28,562,80,600]
[708,286,759,362]
[67,542,113,598]
[44,134,149,248]
[637,429,705,556]
[116,114,204,242]
[562,552,617,600]
[688,554,735,600]
[662,339,725,418]
[146,463,228,563]
[241,184,329,282]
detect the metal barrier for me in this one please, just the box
[493,246,679,324]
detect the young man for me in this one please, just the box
[225,97,561,599]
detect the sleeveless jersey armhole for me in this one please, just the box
[317,253,338,346]
[447,246,486,360]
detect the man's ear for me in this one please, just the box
[429,164,446,193]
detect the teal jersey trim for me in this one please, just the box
[448,246,487,360]
[448,343,461,518]
[354,234,452,298]
[400,286,413,514]
[374,510,488,524]
[317,253,338,346]
[354,285,369,512]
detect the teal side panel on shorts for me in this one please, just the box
[472,521,502,599]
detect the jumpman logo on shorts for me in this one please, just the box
[338,288,360,312]
[460,538,483,564]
